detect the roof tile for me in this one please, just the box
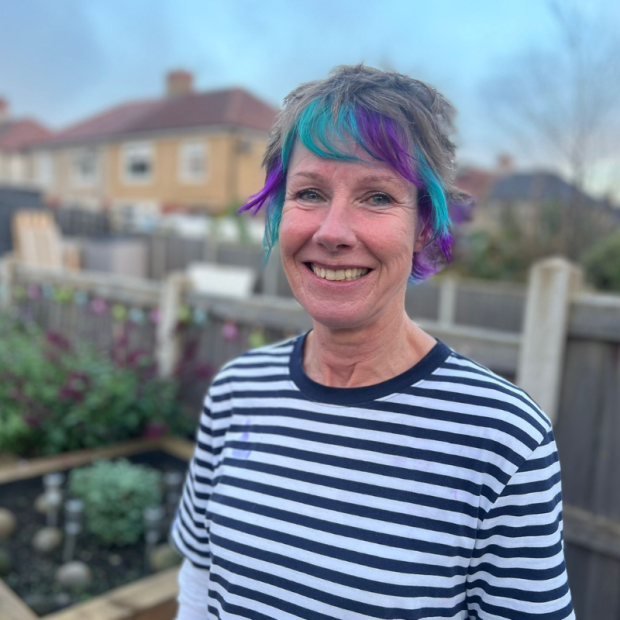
[34,88,278,148]
[0,120,51,152]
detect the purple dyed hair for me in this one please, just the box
[240,65,471,282]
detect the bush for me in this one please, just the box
[581,230,620,292]
[0,314,194,457]
[69,459,162,547]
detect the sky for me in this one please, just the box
[1,0,619,197]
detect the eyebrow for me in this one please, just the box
[289,171,402,186]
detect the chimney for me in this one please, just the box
[496,153,514,174]
[166,70,194,97]
[0,98,8,121]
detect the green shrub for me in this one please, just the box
[69,459,162,547]
[0,313,195,457]
[581,230,620,292]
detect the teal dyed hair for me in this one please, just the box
[239,65,471,281]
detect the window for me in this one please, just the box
[72,148,98,186]
[35,152,54,187]
[8,156,25,183]
[122,142,154,184]
[179,141,207,183]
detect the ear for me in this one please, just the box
[413,223,432,253]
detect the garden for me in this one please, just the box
[0,312,200,619]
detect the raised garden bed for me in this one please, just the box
[0,436,194,620]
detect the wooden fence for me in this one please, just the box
[0,256,618,618]
[142,233,528,333]
[54,207,111,237]
[555,291,620,619]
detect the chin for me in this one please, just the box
[301,302,374,332]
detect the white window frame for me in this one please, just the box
[35,152,54,187]
[121,142,154,185]
[178,140,208,184]
[71,147,99,187]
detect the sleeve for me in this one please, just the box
[466,429,576,620]
[170,391,215,570]
[174,558,211,620]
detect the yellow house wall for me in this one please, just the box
[108,131,245,213]
[29,147,111,210]
[235,134,269,205]
[27,128,269,214]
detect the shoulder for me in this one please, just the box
[199,335,300,424]
[411,344,553,470]
[208,335,299,394]
[442,347,550,426]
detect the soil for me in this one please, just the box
[0,450,188,616]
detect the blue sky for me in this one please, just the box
[1,0,618,193]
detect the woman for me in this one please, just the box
[172,65,574,619]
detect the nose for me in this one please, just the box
[312,197,356,252]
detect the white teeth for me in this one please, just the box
[310,264,369,281]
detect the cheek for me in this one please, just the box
[366,219,416,264]
[279,208,317,253]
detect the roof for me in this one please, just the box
[0,119,51,152]
[35,88,279,149]
[487,172,608,209]
[455,167,496,204]
[38,100,161,148]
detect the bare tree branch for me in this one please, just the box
[481,1,620,194]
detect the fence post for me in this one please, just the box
[263,249,280,297]
[437,276,457,327]
[0,257,15,312]
[203,231,218,264]
[517,257,583,424]
[156,272,187,378]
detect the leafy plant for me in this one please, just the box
[453,198,611,283]
[69,459,162,547]
[453,201,564,282]
[0,313,195,457]
[581,230,620,292]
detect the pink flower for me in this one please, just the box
[143,421,169,439]
[24,414,41,429]
[59,385,84,403]
[195,363,216,381]
[45,331,70,351]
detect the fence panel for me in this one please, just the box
[54,208,110,237]
[554,296,620,620]
[453,279,525,333]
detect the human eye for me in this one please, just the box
[367,192,393,207]
[296,189,323,202]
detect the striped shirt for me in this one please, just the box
[172,335,574,620]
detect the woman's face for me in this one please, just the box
[280,142,423,332]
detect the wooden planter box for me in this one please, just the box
[0,436,195,620]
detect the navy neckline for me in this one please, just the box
[289,332,452,405]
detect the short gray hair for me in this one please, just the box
[266,64,459,194]
[241,64,470,281]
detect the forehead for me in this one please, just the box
[287,142,413,190]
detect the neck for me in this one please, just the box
[303,312,436,388]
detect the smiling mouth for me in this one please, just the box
[306,263,371,282]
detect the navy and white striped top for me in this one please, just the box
[172,335,574,619]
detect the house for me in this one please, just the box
[456,157,619,235]
[27,71,278,219]
[0,98,51,186]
